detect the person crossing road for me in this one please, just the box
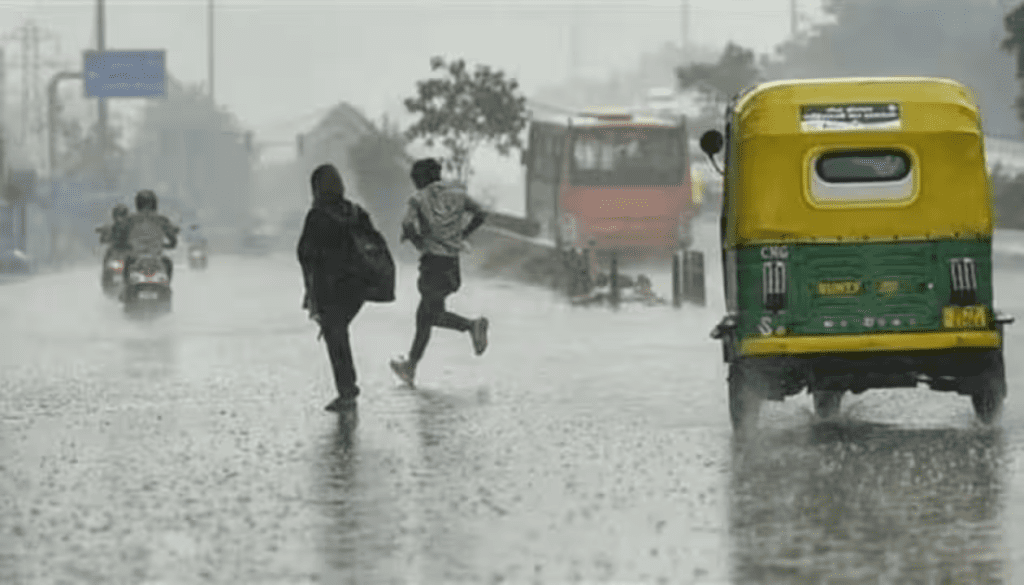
[389,158,489,389]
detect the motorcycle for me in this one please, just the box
[100,248,128,298]
[187,243,208,270]
[122,254,172,316]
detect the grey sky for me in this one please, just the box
[1,0,825,141]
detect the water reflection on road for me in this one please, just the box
[313,386,490,583]
[729,421,1007,584]
[122,334,177,379]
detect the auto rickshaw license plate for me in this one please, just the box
[942,305,988,329]
[817,280,862,296]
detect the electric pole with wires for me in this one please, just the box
[1,20,65,168]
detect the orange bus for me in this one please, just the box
[522,111,694,274]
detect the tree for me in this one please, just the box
[676,42,760,118]
[765,0,1020,136]
[534,42,720,112]
[1003,3,1024,124]
[122,76,252,230]
[403,56,527,183]
[56,114,127,186]
[348,115,411,249]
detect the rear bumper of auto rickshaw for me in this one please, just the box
[739,330,1002,357]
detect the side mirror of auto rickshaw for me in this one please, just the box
[700,130,724,157]
[699,130,725,176]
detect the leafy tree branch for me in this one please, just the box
[403,56,527,184]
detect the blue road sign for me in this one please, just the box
[83,50,166,98]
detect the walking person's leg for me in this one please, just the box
[434,258,488,356]
[391,254,488,387]
[426,295,488,356]
[409,292,445,363]
[322,300,363,411]
[391,292,442,388]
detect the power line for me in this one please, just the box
[2,19,62,166]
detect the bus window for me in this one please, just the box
[529,127,564,181]
[570,128,685,186]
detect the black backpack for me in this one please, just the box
[322,204,395,303]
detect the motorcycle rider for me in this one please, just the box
[97,203,130,260]
[185,223,208,250]
[115,190,179,279]
[97,204,131,292]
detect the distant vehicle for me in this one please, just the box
[703,76,1014,432]
[185,224,208,270]
[187,243,207,269]
[521,110,699,295]
[0,249,31,274]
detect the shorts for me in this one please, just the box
[417,254,461,298]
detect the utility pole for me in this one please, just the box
[48,71,82,176]
[791,0,798,39]
[569,18,581,81]
[0,48,5,152]
[96,0,108,172]
[20,24,28,143]
[2,21,62,168]
[208,0,215,102]
[681,0,690,56]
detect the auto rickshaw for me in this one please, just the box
[699,77,1014,431]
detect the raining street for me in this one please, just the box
[0,218,1022,584]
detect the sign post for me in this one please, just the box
[82,49,165,186]
[83,50,166,98]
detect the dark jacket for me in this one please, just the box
[298,199,375,314]
[114,211,178,256]
[98,218,131,249]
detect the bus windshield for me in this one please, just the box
[569,128,685,187]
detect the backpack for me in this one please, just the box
[322,204,395,303]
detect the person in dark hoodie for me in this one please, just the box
[298,163,379,412]
[389,158,489,388]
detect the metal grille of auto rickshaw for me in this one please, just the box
[949,257,978,306]
[762,260,787,311]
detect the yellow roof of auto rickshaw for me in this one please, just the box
[723,77,992,246]
[733,77,982,137]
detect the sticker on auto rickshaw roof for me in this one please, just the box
[800,103,901,132]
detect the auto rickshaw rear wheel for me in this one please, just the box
[812,391,843,419]
[728,362,761,433]
[964,350,1006,425]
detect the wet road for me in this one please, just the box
[2,219,1024,584]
